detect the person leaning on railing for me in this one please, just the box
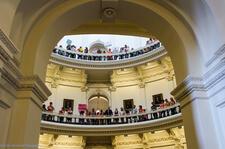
[170,97,177,115]
[66,107,73,123]
[151,102,158,119]
[52,41,162,62]
[42,104,47,120]
[114,108,119,123]
[119,107,125,123]
[47,102,55,121]
[131,105,138,122]
[58,107,65,123]
[104,107,113,124]
[41,103,180,125]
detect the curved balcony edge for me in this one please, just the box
[49,46,167,70]
[40,113,182,136]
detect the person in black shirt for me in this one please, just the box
[151,102,158,119]
[104,107,113,124]
[42,104,47,120]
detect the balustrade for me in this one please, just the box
[41,103,180,126]
[52,41,161,62]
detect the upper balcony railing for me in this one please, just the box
[50,41,167,69]
[52,41,161,62]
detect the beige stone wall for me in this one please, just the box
[44,56,175,114]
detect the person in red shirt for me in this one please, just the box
[47,102,55,121]
[47,102,55,112]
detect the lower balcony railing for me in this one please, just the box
[40,104,182,136]
[41,104,180,125]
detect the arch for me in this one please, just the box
[8,0,224,83]
[88,95,109,112]
[3,1,225,148]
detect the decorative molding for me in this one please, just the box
[171,76,208,108]
[0,29,20,68]
[138,82,145,88]
[17,75,52,108]
[205,44,225,67]
[115,140,142,145]
[204,57,225,90]
[108,85,116,92]
[0,100,10,109]
[0,29,19,55]
[0,30,21,109]
[81,86,89,92]
[148,137,174,143]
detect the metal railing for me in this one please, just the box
[41,103,180,125]
[52,41,161,62]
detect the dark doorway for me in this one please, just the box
[63,99,74,110]
[123,99,134,111]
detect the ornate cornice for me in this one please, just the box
[148,137,174,143]
[40,114,182,136]
[50,47,167,70]
[204,57,225,90]
[171,76,208,108]
[0,100,10,109]
[205,44,225,67]
[0,29,20,67]
[0,29,18,55]
[0,29,21,109]
[17,75,52,108]
[115,140,143,145]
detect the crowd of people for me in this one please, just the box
[41,97,179,125]
[52,38,161,61]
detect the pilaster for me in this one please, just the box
[0,28,52,149]
[6,75,51,149]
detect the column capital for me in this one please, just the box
[171,76,208,108]
[17,75,51,108]
[81,85,89,92]
[108,85,116,91]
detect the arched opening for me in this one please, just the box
[11,0,204,82]
[3,0,225,148]
[88,94,109,112]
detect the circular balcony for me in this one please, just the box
[50,41,167,69]
[40,104,182,136]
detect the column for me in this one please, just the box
[6,76,51,149]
